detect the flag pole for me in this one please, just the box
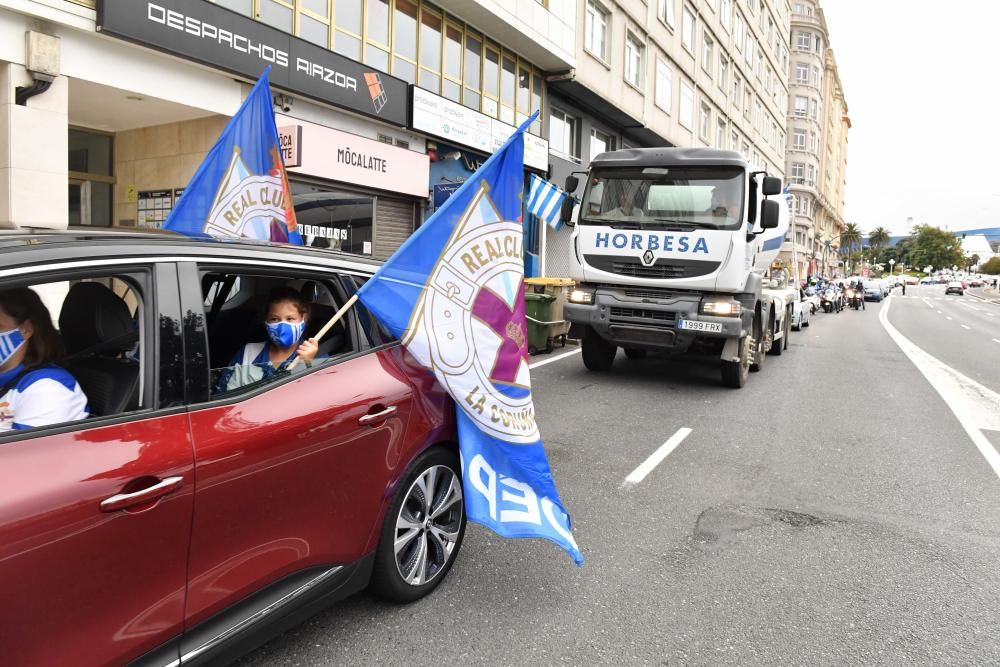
[287,294,358,370]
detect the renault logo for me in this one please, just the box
[641,249,655,266]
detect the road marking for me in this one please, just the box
[937,310,943,314]
[961,324,971,330]
[624,428,693,485]
[881,299,1000,481]
[922,298,934,308]
[946,316,953,321]
[529,347,581,370]
[993,338,1000,344]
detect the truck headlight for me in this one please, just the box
[701,299,742,316]
[568,288,594,304]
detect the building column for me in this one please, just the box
[0,58,68,230]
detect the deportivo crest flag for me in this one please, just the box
[357,114,583,565]
[527,174,568,231]
[164,67,301,244]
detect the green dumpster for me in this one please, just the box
[525,292,556,354]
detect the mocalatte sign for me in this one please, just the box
[97,0,408,126]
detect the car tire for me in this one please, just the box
[751,316,769,371]
[582,326,616,371]
[370,447,467,604]
[624,347,647,360]
[721,334,751,388]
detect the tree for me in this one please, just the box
[966,254,981,272]
[907,225,964,273]
[980,256,1000,275]
[840,223,863,272]
[868,226,891,253]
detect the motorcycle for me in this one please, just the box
[821,288,841,313]
[846,288,862,310]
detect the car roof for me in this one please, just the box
[0,227,383,274]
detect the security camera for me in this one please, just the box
[273,94,293,113]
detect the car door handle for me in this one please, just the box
[100,476,184,513]
[358,405,397,426]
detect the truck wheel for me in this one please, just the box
[721,335,751,388]
[783,308,791,350]
[582,327,616,371]
[624,348,646,360]
[751,316,770,371]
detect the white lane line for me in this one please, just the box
[528,348,580,368]
[937,310,943,315]
[946,316,953,321]
[993,338,1000,345]
[624,428,693,485]
[922,297,935,308]
[881,299,1000,481]
[961,324,971,330]
[529,347,581,369]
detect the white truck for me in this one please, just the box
[559,147,790,388]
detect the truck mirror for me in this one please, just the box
[564,175,580,193]
[760,200,780,229]
[762,176,782,196]
[560,197,576,226]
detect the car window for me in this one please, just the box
[342,275,398,347]
[0,274,148,436]
[200,271,357,399]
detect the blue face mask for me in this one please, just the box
[265,320,305,348]
[0,328,25,367]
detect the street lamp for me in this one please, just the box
[889,258,896,276]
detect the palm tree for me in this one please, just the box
[840,223,863,273]
[868,227,891,257]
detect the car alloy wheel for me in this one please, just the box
[394,465,464,586]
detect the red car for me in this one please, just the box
[0,230,465,666]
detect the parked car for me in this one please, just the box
[791,289,812,331]
[0,229,465,667]
[919,277,936,285]
[862,280,884,302]
[945,280,965,296]
[969,278,984,287]
[904,275,920,285]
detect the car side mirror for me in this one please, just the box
[762,176,782,196]
[760,200,779,229]
[564,175,580,193]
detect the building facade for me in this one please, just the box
[780,0,849,278]
[542,0,792,275]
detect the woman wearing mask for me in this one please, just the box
[217,287,319,393]
[0,287,89,432]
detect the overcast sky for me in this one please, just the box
[820,2,1000,237]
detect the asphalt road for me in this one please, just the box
[238,294,1000,666]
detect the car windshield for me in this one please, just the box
[863,281,879,289]
[579,166,745,231]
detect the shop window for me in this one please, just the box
[291,180,374,256]
[200,272,355,399]
[68,128,114,228]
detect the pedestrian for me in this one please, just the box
[902,280,906,296]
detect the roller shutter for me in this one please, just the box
[374,197,416,261]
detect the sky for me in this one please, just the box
[819,1,1000,237]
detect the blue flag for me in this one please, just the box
[527,174,568,231]
[357,114,582,565]
[164,67,301,244]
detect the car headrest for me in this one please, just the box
[59,282,136,355]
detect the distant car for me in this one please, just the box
[969,278,984,287]
[919,277,935,285]
[791,291,811,331]
[904,275,920,285]
[945,281,964,296]
[862,280,883,302]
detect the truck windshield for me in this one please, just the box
[579,166,745,231]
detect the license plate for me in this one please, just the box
[678,319,723,333]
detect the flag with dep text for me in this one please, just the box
[164,67,301,245]
[356,113,583,565]
[527,174,568,231]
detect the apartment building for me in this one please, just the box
[781,0,849,278]
[543,0,792,275]
[0,0,570,265]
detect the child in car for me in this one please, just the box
[216,287,320,393]
[0,287,89,431]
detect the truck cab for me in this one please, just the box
[560,147,784,388]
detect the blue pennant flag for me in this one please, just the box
[164,67,301,244]
[357,113,583,565]
[527,174,568,231]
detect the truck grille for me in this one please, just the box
[585,255,720,279]
[609,307,676,323]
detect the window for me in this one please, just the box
[655,58,673,111]
[68,129,114,227]
[809,98,819,119]
[731,130,739,151]
[793,95,808,116]
[0,275,147,432]
[732,74,741,106]
[795,62,808,83]
[811,65,821,87]
[743,87,751,118]
[291,181,375,255]
[806,164,816,186]
[658,0,676,28]
[814,35,823,53]
[720,0,732,30]
[734,12,743,51]
[680,81,695,129]
[792,128,806,149]
[796,31,811,50]
[717,119,727,148]
[718,55,728,90]
[590,129,612,157]
[682,7,696,53]
[702,34,714,73]
[550,108,580,160]
[625,32,645,88]
[744,32,754,65]
[699,102,711,141]
[202,272,355,398]
[585,1,610,61]
[809,130,818,152]
[791,162,804,184]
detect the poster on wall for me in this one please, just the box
[137,189,175,228]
